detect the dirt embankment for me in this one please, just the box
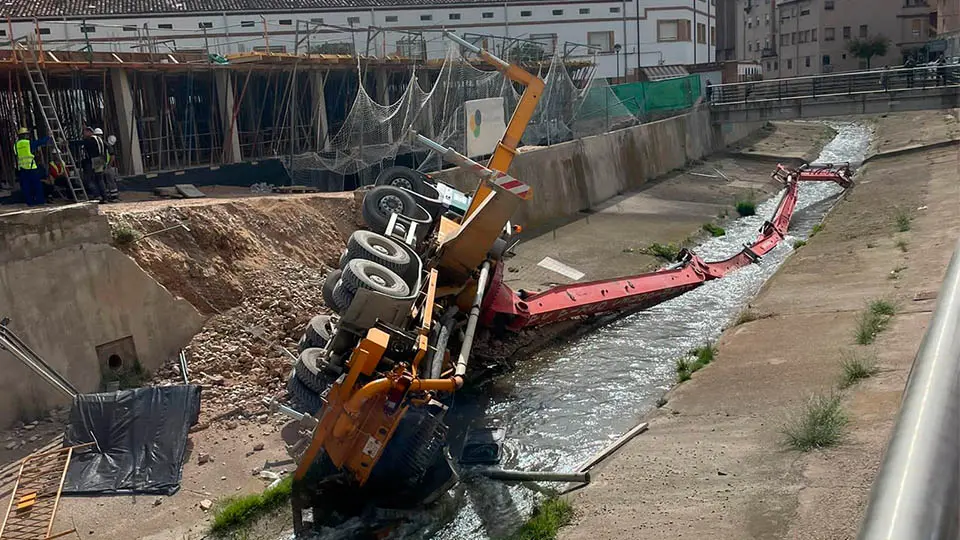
[105,193,360,422]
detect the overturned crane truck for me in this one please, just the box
[280,32,857,534]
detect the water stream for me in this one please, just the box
[299,122,872,540]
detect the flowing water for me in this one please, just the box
[298,122,872,540]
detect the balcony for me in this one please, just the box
[761,47,778,58]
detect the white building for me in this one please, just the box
[3,0,717,78]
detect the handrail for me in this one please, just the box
[711,63,954,90]
[857,239,960,540]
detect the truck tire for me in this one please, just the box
[331,280,355,312]
[341,259,410,298]
[361,186,416,234]
[322,269,342,311]
[287,372,323,415]
[346,230,411,273]
[295,348,332,393]
[303,315,333,349]
[338,249,349,270]
[375,166,426,196]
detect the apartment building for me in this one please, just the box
[732,0,936,78]
[939,0,960,32]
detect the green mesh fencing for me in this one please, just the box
[610,74,702,116]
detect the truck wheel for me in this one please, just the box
[338,249,349,270]
[295,348,333,393]
[362,186,416,234]
[303,315,333,350]
[332,280,355,312]
[322,269,342,311]
[342,259,410,298]
[346,230,411,273]
[287,372,323,415]
[375,166,426,195]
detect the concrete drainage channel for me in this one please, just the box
[295,122,873,540]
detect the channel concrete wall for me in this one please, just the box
[433,107,761,232]
[0,205,205,428]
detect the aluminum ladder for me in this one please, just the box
[16,38,88,202]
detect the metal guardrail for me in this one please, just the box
[709,64,960,106]
[857,239,960,540]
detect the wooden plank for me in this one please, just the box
[174,184,206,198]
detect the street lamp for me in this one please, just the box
[614,43,623,82]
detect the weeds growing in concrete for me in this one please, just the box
[895,238,909,252]
[839,351,880,389]
[792,240,807,249]
[783,393,848,451]
[735,199,756,217]
[509,497,573,540]
[676,343,717,382]
[811,223,824,236]
[854,299,897,345]
[210,477,292,534]
[702,223,726,237]
[676,358,693,382]
[894,208,912,232]
[111,224,140,245]
[641,242,680,261]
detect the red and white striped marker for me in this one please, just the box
[491,171,532,199]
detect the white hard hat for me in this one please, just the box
[93,128,103,135]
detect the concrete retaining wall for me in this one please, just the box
[0,205,205,427]
[433,107,761,232]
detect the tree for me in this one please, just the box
[846,35,891,69]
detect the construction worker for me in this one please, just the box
[97,128,120,202]
[14,127,50,206]
[81,126,107,203]
[46,158,70,200]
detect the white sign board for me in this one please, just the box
[464,97,506,158]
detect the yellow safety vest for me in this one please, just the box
[15,139,36,171]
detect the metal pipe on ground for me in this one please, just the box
[475,468,590,484]
[857,239,960,540]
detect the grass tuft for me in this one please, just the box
[210,477,292,534]
[111,224,140,245]
[783,393,848,452]
[641,242,680,261]
[811,223,824,236]
[508,497,573,540]
[702,223,726,237]
[735,199,756,217]
[792,239,807,249]
[894,238,909,252]
[839,351,879,389]
[894,208,912,232]
[676,343,717,383]
[854,299,897,345]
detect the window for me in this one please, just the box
[579,8,590,14]
[697,22,706,44]
[812,28,817,41]
[764,37,770,48]
[804,30,811,42]
[843,26,851,39]
[766,61,771,70]
[278,19,292,25]
[79,24,95,32]
[347,16,360,24]
[241,21,255,27]
[37,28,50,35]
[824,27,835,41]
[765,13,769,25]
[158,23,172,29]
[780,34,789,46]
[122,25,137,31]
[587,31,613,52]
[748,42,753,52]
[747,19,752,29]
[791,32,796,45]
[530,33,557,53]
[657,19,691,42]
[0,30,5,36]
[800,9,810,16]
[552,9,563,15]
[420,14,432,21]
[520,10,531,16]
[310,18,324,23]
[859,24,868,38]
[610,6,620,13]
[774,61,778,69]
[482,11,494,18]
[385,15,398,22]
[449,13,460,20]
[822,54,831,65]
[805,56,810,67]
[825,0,834,9]
[711,26,715,45]
[198,22,213,29]
[755,39,759,50]
[911,19,922,39]
[787,58,793,69]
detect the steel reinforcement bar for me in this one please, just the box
[857,239,960,540]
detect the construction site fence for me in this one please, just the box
[608,75,703,118]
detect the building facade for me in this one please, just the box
[2,0,718,79]
[730,0,937,78]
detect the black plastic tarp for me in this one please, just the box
[62,385,201,495]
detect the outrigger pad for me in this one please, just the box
[61,385,201,495]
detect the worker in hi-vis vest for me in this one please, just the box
[14,127,51,206]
